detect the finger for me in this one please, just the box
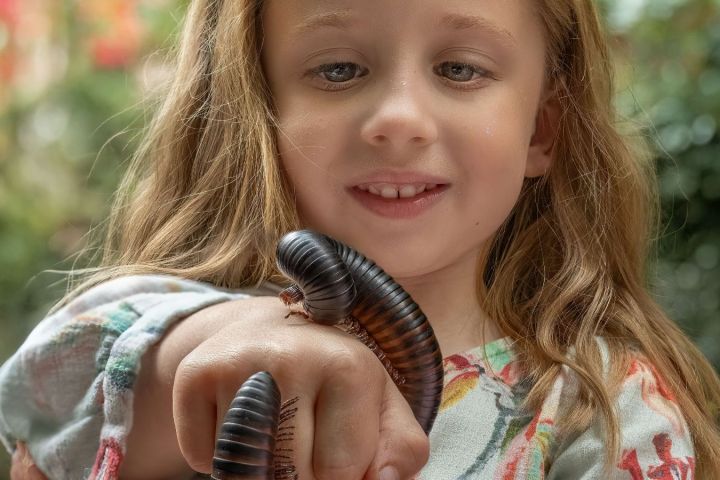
[366,375,430,480]
[174,348,227,473]
[11,443,48,480]
[208,373,316,480]
[312,349,383,480]
[272,389,315,479]
[182,360,319,480]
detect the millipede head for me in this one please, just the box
[278,284,304,306]
[276,230,356,325]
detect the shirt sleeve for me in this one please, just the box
[0,275,250,480]
[547,354,695,479]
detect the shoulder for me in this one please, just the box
[619,350,690,435]
[613,348,695,470]
[546,338,695,479]
[591,338,691,442]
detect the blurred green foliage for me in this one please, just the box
[603,0,720,366]
[0,0,186,357]
[0,0,719,475]
[0,0,186,474]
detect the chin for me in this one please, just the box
[303,221,453,277]
[355,241,439,279]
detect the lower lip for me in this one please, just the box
[347,185,449,219]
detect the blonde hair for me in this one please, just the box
[75,0,720,476]
[480,0,720,477]
[90,0,296,288]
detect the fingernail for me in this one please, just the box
[379,466,400,480]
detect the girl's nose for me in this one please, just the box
[360,80,438,150]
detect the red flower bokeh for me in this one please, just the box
[0,0,19,82]
[78,0,145,70]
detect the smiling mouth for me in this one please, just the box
[354,182,443,199]
[348,183,450,219]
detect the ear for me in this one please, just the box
[525,89,561,178]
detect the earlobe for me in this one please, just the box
[525,91,561,178]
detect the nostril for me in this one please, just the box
[372,134,388,144]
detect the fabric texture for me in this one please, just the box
[0,275,695,479]
[421,339,694,479]
[0,275,248,479]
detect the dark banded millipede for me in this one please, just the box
[211,230,445,480]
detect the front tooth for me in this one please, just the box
[368,184,381,195]
[399,185,417,198]
[380,185,399,198]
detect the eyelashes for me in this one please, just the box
[306,61,495,91]
[434,62,491,82]
[309,62,370,85]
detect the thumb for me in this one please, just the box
[11,442,48,480]
[367,376,430,480]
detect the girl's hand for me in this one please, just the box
[171,297,429,480]
[10,443,47,480]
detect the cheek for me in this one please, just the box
[454,110,531,187]
[447,108,531,231]
[277,109,326,151]
[449,86,535,160]
[276,114,343,226]
[277,109,329,180]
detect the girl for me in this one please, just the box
[3,0,720,479]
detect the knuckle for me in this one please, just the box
[184,456,210,475]
[325,344,365,375]
[175,350,216,392]
[323,343,383,386]
[315,463,367,480]
[400,429,430,472]
[174,354,202,394]
[383,423,429,476]
[411,430,431,467]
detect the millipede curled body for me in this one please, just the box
[212,230,444,479]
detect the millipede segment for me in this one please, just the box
[212,371,282,480]
[212,230,444,479]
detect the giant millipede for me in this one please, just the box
[211,230,444,479]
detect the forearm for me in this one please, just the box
[119,309,208,478]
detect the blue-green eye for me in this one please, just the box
[436,62,489,82]
[312,62,367,83]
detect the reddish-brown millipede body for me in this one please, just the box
[211,230,444,479]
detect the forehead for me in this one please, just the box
[262,0,543,45]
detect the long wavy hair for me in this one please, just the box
[73,0,720,476]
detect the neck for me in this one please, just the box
[394,251,504,357]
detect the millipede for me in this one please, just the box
[211,230,444,480]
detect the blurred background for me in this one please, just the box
[0,0,719,475]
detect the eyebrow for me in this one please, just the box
[293,11,517,47]
[294,11,358,35]
[439,13,517,46]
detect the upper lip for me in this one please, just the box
[348,170,450,187]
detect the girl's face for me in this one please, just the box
[262,0,554,279]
